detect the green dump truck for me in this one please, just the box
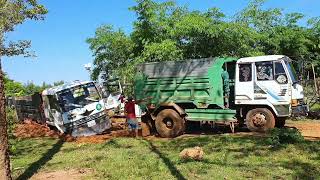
[134,55,308,138]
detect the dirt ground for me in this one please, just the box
[14,119,62,138]
[14,119,320,143]
[30,169,93,180]
[286,120,320,140]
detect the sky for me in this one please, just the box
[3,0,320,85]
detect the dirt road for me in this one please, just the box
[286,120,320,140]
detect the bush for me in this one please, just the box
[266,128,304,147]
[6,107,19,138]
[6,107,19,154]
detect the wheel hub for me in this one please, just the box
[164,118,173,128]
[252,113,267,127]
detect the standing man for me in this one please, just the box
[125,96,139,137]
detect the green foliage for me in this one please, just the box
[267,128,305,147]
[52,80,64,86]
[140,39,182,62]
[0,0,48,57]
[86,25,134,80]
[6,107,18,155]
[4,74,65,97]
[4,75,26,96]
[87,0,320,92]
[6,107,18,134]
[6,107,18,154]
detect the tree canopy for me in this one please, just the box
[4,75,65,97]
[87,0,320,91]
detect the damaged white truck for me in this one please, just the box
[12,81,121,137]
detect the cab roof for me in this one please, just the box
[237,55,287,63]
[42,80,93,96]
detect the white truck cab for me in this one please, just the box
[42,81,111,136]
[235,55,307,130]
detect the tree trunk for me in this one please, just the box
[0,58,12,180]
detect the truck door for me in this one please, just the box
[235,63,254,104]
[254,61,291,115]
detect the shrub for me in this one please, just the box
[6,107,19,154]
[6,107,19,139]
[266,128,304,147]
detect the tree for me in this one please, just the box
[87,25,134,81]
[0,1,47,179]
[87,0,320,92]
[4,75,26,97]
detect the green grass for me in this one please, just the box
[10,135,320,180]
[311,103,320,111]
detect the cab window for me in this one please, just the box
[256,61,274,81]
[274,61,288,84]
[239,63,252,82]
[47,95,61,112]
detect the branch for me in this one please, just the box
[0,40,35,57]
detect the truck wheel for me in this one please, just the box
[246,108,275,132]
[155,109,185,138]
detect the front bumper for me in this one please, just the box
[65,115,111,137]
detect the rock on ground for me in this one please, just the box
[179,146,204,160]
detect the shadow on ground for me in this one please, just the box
[16,139,64,180]
[146,140,187,180]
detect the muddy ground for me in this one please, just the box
[14,119,320,143]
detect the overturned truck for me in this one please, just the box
[14,81,116,137]
[135,55,308,138]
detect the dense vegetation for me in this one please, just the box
[4,75,64,97]
[87,0,320,90]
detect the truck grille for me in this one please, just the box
[68,113,106,127]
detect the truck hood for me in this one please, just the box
[63,100,105,123]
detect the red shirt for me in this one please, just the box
[125,101,136,119]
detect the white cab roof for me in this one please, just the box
[237,55,286,63]
[42,80,93,96]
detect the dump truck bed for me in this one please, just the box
[135,57,237,121]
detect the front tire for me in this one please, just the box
[155,109,185,138]
[246,108,275,132]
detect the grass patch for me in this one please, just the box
[311,103,320,111]
[11,135,320,179]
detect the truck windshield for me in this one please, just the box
[58,83,100,112]
[285,60,298,83]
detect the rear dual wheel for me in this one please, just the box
[155,109,185,138]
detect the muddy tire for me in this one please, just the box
[246,108,275,132]
[155,109,185,138]
[275,117,286,128]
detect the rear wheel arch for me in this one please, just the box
[152,103,186,118]
[239,104,278,119]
